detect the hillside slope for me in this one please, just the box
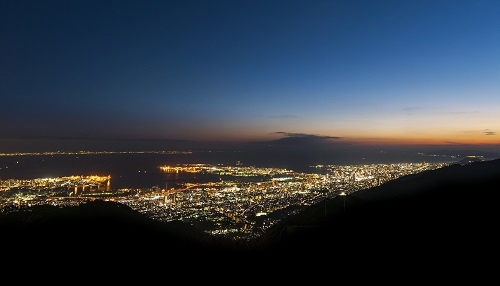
[260,159,500,263]
[1,159,499,272]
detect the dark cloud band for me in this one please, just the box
[271,132,341,144]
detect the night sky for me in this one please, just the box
[2,0,500,153]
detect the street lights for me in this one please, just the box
[339,191,346,212]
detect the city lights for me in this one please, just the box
[0,161,449,241]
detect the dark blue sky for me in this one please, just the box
[1,0,500,152]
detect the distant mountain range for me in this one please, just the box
[2,158,500,273]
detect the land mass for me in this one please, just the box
[2,159,499,271]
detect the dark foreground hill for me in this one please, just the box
[0,199,239,255]
[1,159,500,274]
[257,158,500,270]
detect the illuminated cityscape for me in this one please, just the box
[2,1,500,270]
[0,158,449,240]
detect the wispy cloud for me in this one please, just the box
[447,111,478,115]
[271,132,341,145]
[268,114,299,119]
[463,129,496,136]
[484,129,496,136]
[403,106,423,115]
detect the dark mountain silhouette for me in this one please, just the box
[255,158,500,272]
[0,199,243,256]
[2,159,500,274]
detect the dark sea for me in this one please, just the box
[0,149,457,190]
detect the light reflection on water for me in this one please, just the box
[0,151,454,190]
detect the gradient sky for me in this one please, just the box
[2,0,500,152]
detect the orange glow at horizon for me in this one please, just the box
[339,129,500,146]
[187,132,500,147]
[345,136,500,146]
